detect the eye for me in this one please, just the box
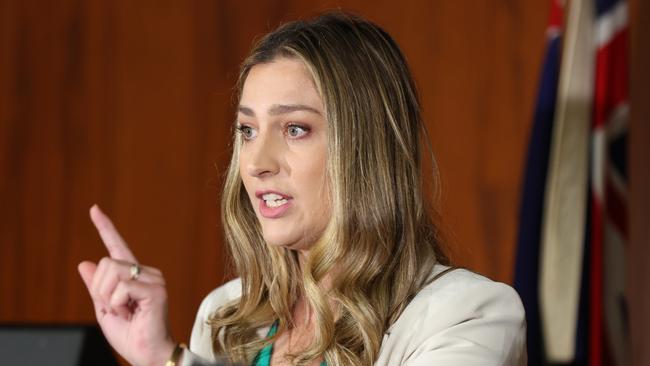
[286,124,310,138]
[236,125,257,140]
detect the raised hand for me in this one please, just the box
[78,205,176,366]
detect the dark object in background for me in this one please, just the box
[0,324,118,366]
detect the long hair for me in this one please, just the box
[208,12,448,366]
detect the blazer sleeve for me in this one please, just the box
[402,279,527,366]
[180,279,243,366]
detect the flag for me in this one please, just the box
[538,0,594,360]
[590,0,630,364]
[514,0,630,364]
[513,1,564,364]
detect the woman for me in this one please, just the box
[79,12,526,366]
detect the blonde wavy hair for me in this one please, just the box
[209,12,449,366]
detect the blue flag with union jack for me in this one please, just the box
[513,1,563,364]
[514,0,629,364]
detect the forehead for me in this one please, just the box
[240,58,323,112]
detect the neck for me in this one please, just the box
[292,249,340,327]
[296,249,336,292]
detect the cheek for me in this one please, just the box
[238,145,249,177]
[292,150,329,213]
[238,155,255,202]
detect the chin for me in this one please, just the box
[262,231,296,247]
[262,231,309,251]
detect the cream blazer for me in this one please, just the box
[181,265,527,365]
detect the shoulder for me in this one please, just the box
[187,278,242,361]
[376,265,527,366]
[195,277,243,319]
[410,265,524,316]
[392,264,526,335]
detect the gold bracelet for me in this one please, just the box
[165,342,186,366]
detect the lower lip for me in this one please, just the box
[258,199,292,218]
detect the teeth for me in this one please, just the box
[261,193,289,208]
[262,193,283,200]
[265,198,288,208]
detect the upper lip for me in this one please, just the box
[255,189,292,199]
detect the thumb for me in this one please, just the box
[78,261,106,319]
[78,261,97,291]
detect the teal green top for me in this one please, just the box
[252,322,327,366]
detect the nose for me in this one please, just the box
[245,131,281,178]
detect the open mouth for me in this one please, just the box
[256,190,292,218]
[262,193,289,208]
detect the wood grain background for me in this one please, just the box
[1,0,647,364]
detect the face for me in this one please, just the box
[237,57,330,252]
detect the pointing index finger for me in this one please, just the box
[90,204,138,263]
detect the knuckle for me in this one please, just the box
[111,281,125,299]
[113,278,124,292]
[108,291,119,307]
[98,256,112,268]
[152,284,167,301]
[98,285,111,301]
[107,259,120,271]
[98,292,109,304]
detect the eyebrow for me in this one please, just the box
[237,104,322,117]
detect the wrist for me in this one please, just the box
[145,340,176,366]
[163,342,185,366]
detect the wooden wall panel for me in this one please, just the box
[2,1,644,362]
[0,0,547,340]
